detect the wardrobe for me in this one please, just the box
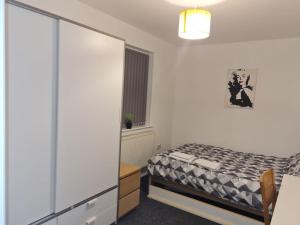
[6,2,124,225]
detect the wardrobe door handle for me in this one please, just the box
[85,216,97,225]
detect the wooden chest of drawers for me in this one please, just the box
[118,163,141,218]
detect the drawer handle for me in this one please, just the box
[86,198,98,208]
[85,216,97,225]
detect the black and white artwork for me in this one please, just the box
[225,68,257,109]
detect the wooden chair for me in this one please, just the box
[260,169,277,225]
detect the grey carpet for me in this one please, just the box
[117,176,220,225]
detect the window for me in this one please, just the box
[122,47,151,128]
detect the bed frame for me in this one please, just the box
[149,175,264,222]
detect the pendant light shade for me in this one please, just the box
[178,9,211,40]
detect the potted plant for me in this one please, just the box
[124,113,134,129]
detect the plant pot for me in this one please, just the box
[125,121,133,129]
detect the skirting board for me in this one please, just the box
[148,185,264,225]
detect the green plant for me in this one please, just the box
[124,113,134,123]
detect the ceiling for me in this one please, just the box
[79,0,300,46]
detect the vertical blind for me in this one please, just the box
[122,48,149,127]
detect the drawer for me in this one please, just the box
[119,171,140,198]
[85,206,116,225]
[57,189,117,225]
[118,189,140,218]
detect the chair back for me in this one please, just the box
[260,169,277,225]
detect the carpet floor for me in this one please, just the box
[117,176,220,225]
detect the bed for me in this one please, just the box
[148,143,300,218]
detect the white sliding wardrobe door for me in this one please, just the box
[7,4,57,225]
[56,20,124,212]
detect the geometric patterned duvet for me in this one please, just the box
[148,144,289,211]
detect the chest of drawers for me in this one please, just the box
[118,163,141,218]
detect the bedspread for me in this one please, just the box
[148,143,289,210]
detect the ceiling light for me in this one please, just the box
[165,0,225,7]
[178,9,211,40]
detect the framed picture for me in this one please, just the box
[225,68,258,109]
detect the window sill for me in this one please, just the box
[122,125,153,137]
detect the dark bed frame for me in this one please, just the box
[149,175,264,222]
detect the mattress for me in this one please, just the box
[148,143,289,211]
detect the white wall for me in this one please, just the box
[0,0,5,224]
[172,38,300,157]
[14,0,176,154]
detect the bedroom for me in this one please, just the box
[0,0,300,225]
